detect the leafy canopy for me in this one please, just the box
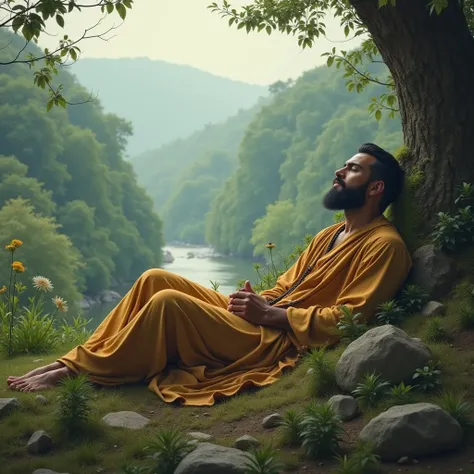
[209,0,470,119]
[0,0,133,109]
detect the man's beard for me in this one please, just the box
[323,180,370,210]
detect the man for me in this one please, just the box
[8,143,412,406]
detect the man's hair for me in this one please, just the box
[358,143,405,213]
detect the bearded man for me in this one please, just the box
[8,143,412,406]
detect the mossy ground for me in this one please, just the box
[2,288,474,474]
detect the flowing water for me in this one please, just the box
[85,245,258,329]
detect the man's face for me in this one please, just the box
[323,153,377,210]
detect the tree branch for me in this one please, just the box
[336,54,392,87]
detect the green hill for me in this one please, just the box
[71,58,267,156]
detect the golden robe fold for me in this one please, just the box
[58,215,411,406]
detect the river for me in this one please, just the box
[85,245,258,329]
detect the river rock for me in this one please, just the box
[421,301,445,317]
[27,430,53,454]
[335,325,431,392]
[359,403,463,461]
[187,432,212,441]
[234,435,260,451]
[162,250,175,264]
[262,413,283,428]
[175,442,248,474]
[102,411,150,429]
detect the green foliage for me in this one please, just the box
[56,374,94,436]
[399,284,428,314]
[459,302,474,330]
[145,429,194,474]
[436,390,473,435]
[279,409,304,445]
[333,441,380,474]
[412,360,442,393]
[432,183,474,252]
[334,306,368,344]
[299,403,344,459]
[424,316,449,343]
[389,382,414,405]
[376,300,405,326]
[352,373,391,408]
[306,347,338,397]
[244,445,283,474]
[0,0,133,107]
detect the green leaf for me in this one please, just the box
[266,25,272,35]
[46,99,54,112]
[327,56,334,67]
[12,16,24,33]
[116,3,126,20]
[56,15,65,28]
[375,109,382,121]
[106,2,114,14]
[58,97,67,108]
[22,24,34,42]
[70,48,78,61]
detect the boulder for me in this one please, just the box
[102,411,150,429]
[99,290,121,304]
[234,435,260,451]
[327,395,359,421]
[162,250,175,264]
[27,430,53,454]
[421,301,446,317]
[187,432,212,441]
[411,245,457,298]
[359,403,463,461]
[335,325,431,392]
[175,442,248,474]
[0,398,21,418]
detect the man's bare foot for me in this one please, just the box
[11,366,72,392]
[7,361,63,387]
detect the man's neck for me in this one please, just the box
[343,209,381,234]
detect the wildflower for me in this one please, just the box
[5,244,15,251]
[12,261,25,273]
[52,296,68,313]
[265,242,276,249]
[0,285,6,294]
[32,276,54,293]
[11,239,23,248]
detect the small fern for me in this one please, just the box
[279,409,303,445]
[306,347,337,396]
[244,445,283,474]
[352,373,391,408]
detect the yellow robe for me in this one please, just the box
[58,216,411,406]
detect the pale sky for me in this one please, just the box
[39,0,361,85]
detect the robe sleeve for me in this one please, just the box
[258,231,325,301]
[286,236,412,348]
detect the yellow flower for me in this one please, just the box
[0,285,6,294]
[52,296,68,313]
[265,242,276,249]
[5,244,15,252]
[32,276,54,293]
[12,261,25,273]
[11,239,23,248]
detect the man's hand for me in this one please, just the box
[228,281,270,325]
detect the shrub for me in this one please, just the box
[279,409,304,445]
[244,445,283,474]
[436,390,473,436]
[459,302,474,330]
[306,347,337,396]
[412,360,442,393]
[335,306,368,344]
[424,316,449,342]
[352,373,391,408]
[145,429,194,474]
[333,441,380,474]
[399,284,428,314]
[389,382,414,405]
[376,300,405,326]
[299,403,344,459]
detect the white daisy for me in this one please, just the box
[52,296,68,313]
[32,276,54,293]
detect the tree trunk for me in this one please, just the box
[351,0,474,229]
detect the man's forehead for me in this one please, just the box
[347,153,377,166]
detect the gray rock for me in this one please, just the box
[27,430,53,454]
[99,290,121,303]
[422,301,446,317]
[35,395,49,405]
[162,250,175,264]
[335,325,431,392]
[359,403,463,461]
[411,245,457,298]
[102,411,150,429]
[187,432,212,441]
[234,435,260,451]
[262,413,283,429]
[327,395,359,421]
[33,470,69,474]
[175,442,248,474]
[0,398,21,418]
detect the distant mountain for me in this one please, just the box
[71,57,268,156]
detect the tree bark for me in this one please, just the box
[350,0,474,228]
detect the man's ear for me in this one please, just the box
[369,180,385,197]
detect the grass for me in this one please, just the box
[3,288,474,474]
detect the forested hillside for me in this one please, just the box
[203,63,403,257]
[0,31,164,306]
[72,58,267,156]
[132,103,264,243]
